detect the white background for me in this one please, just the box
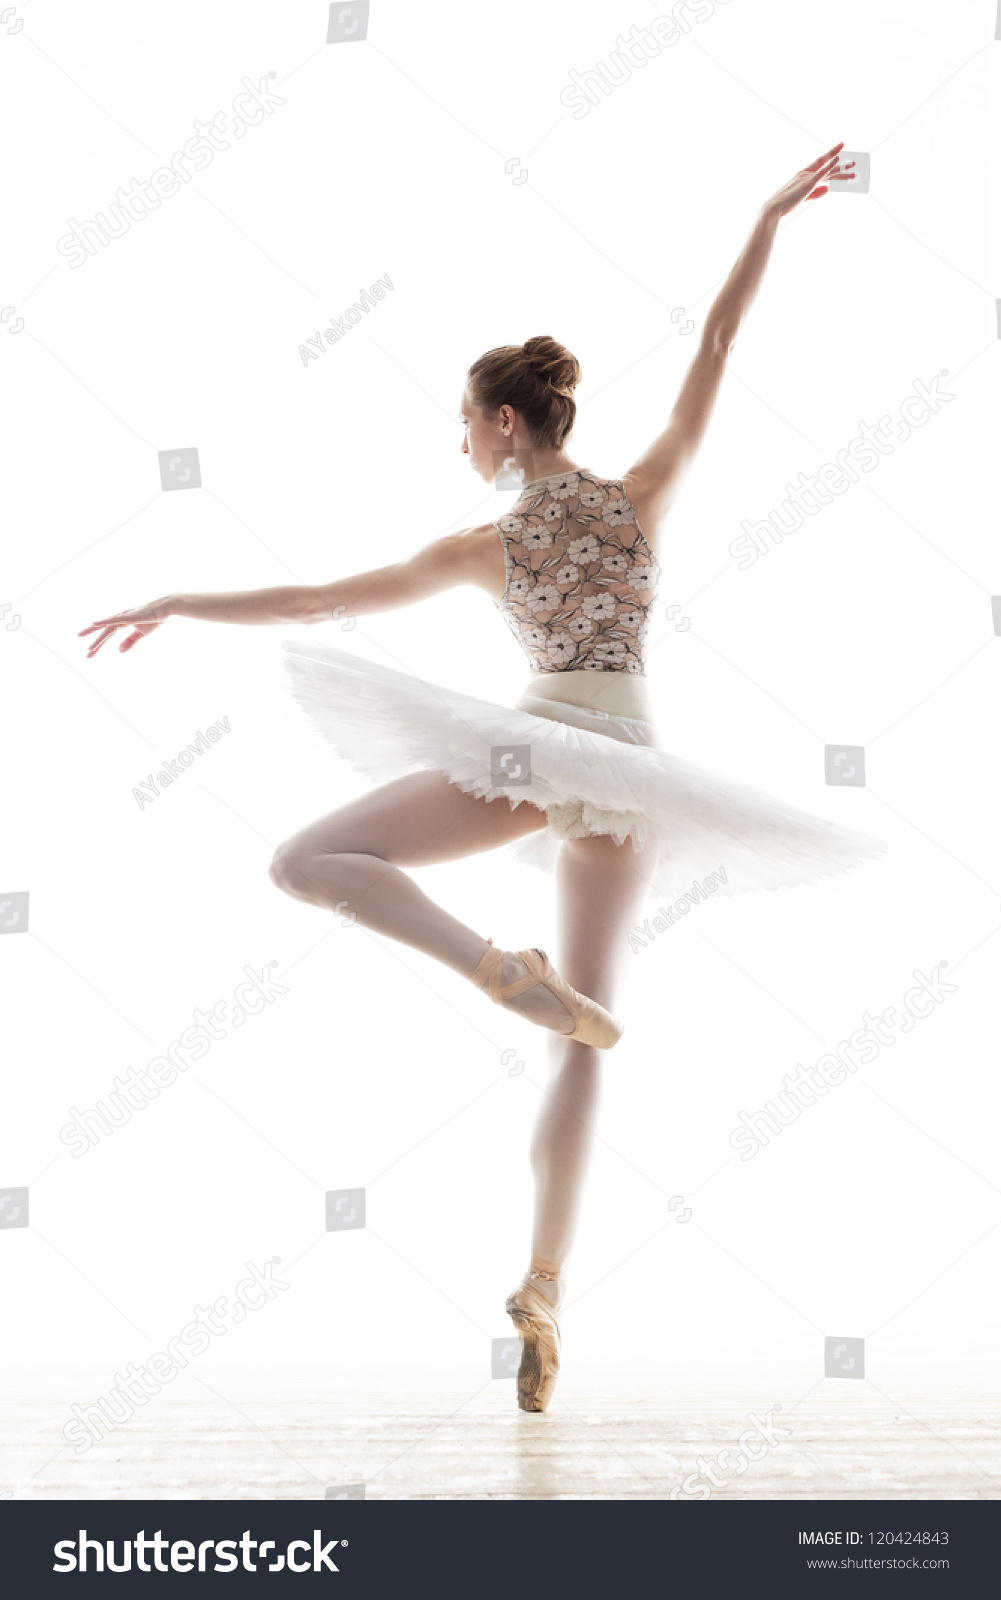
[1,0,998,1414]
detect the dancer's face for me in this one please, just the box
[459,388,518,484]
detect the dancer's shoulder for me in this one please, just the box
[398,523,506,603]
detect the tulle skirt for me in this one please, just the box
[281,640,887,905]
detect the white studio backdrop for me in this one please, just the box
[1,0,998,1394]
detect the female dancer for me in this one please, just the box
[81,142,877,1413]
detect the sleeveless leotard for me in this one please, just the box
[492,469,661,677]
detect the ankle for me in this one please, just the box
[526,1256,565,1307]
[529,1255,563,1280]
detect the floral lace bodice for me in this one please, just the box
[493,468,661,674]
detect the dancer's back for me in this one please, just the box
[486,469,662,677]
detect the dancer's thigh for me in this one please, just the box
[277,769,549,869]
[555,833,656,1009]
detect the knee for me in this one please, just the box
[269,841,314,899]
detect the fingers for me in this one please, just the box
[806,140,844,173]
[79,619,126,639]
[84,625,117,658]
[119,629,145,653]
[804,152,856,201]
[800,154,847,199]
[82,613,133,630]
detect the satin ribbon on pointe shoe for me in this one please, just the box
[470,941,624,1049]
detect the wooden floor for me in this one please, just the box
[3,1359,998,1501]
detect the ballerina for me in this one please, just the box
[80,141,878,1413]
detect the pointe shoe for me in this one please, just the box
[505,1274,563,1413]
[469,941,625,1049]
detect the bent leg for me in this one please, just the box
[528,831,656,1283]
[269,769,549,980]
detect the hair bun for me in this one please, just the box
[522,335,581,397]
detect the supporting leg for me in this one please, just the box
[528,830,656,1282]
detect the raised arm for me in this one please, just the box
[79,530,486,657]
[624,142,853,536]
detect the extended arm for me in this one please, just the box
[79,531,484,656]
[624,142,852,532]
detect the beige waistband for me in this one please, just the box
[515,668,654,722]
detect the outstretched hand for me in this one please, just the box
[78,597,175,658]
[762,141,856,220]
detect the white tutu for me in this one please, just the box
[281,640,887,905]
